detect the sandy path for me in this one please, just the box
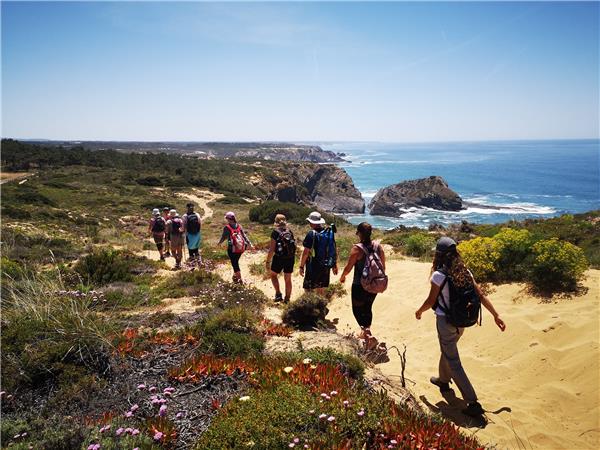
[0,172,33,184]
[326,260,600,450]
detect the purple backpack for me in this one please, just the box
[357,241,388,294]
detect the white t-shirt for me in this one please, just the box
[431,270,450,316]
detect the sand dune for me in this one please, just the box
[231,250,599,449]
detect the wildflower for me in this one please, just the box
[132,429,140,436]
[130,404,139,412]
[99,425,110,433]
[309,409,315,414]
[388,446,393,449]
[159,404,168,416]
[304,446,309,449]
[327,416,335,422]
[21,433,27,438]
[289,444,295,448]
[116,427,125,436]
[319,413,327,420]
[283,366,293,373]
[154,431,164,440]
[357,410,365,417]
[149,386,157,393]
[239,396,251,401]
[390,440,397,445]
[302,358,312,364]
[310,364,317,369]
[293,438,300,443]
[330,390,338,396]
[176,412,184,419]
[125,428,133,434]
[137,384,146,390]
[125,411,133,418]
[343,400,350,408]
[151,398,161,405]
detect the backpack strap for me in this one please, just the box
[433,269,450,314]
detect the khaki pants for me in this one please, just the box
[436,315,477,403]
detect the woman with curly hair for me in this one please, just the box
[415,237,506,417]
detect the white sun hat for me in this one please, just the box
[306,211,326,225]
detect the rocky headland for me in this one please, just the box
[369,176,463,217]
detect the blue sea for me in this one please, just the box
[320,140,599,229]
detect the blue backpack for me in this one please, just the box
[312,227,337,268]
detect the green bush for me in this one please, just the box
[216,194,249,205]
[286,347,364,379]
[529,238,589,292]
[493,228,534,281]
[249,201,336,225]
[135,175,162,186]
[324,282,347,300]
[458,237,501,281]
[405,232,436,258]
[74,248,159,287]
[200,330,265,357]
[282,293,329,329]
[152,269,220,299]
[202,306,261,335]
[1,415,89,450]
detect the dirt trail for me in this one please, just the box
[0,172,33,184]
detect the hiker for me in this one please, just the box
[415,237,506,418]
[340,222,387,351]
[166,209,185,270]
[266,214,296,303]
[148,208,166,261]
[182,202,202,264]
[162,207,171,257]
[299,211,338,296]
[217,211,252,284]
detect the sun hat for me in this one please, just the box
[169,209,177,217]
[163,207,170,211]
[225,211,236,221]
[274,214,287,227]
[436,237,457,254]
[152,208,160,216]
[306,211,326,225]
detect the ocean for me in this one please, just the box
[320,140,599,229]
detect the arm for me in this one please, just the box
[266,238,276,268]
[415,281,442,320]
[217,227,228,245]
[332,240,339,275]
[299,247,311,277]
[476,283,506,331]
[378,245,386,272]
[340,245,361,284]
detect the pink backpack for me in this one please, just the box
[357,241,388,294]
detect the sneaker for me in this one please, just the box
[430,377,453,393]
[283,296,290,304]
[274,293,283,303]
[462,401,484,417]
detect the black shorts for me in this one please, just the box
[303,260,331,290]
[271,256,294,274]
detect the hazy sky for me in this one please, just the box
[2,1,598,142]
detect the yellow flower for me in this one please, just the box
[310,364,317,369]
[283,366,294,373]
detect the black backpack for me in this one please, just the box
[152,217,166,233]
[275,228,296,258]
[186,214,201,234]
[434,270,482,328]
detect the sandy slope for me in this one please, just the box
[326,259,600,450]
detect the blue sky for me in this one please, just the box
[2,1,598,142]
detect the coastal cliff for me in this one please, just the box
[369,176,463,217]
[266,163,365,213]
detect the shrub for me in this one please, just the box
[152,269,220,299]
[249,201,337,225]
[283,347,364,380]
[74,248,157,286]
[200,330,265,357]
[529,239,589,292]
[202,306,261,335]
[458,237,501,281]
[324,282,347,300]
[493,228,534,281]
[135,175,162,186]
[216,194,249,205]
[405,232,436,258]
[282,293,329,329]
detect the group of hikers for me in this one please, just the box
[148,207,506,418]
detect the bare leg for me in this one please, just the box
[270,271,281,295]
[283,273,292,300]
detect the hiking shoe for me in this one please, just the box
[462,401,484,417]
[164,252,171,257]
[430,377,453,393]
[160,256,165,261]
[274,293,283,303]
[283,296,290,304]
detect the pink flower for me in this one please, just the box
[289,444,295,448]
[125,428,133,434]
[390,440,397,445]
[330,390,338,396]
[125,411,133,418]
[327,416,335,422]
[132,429,140,436]
[153,431,164,440]
[176,412,184,419]
[137,384,146,390]
[320,393,328,398]
[130,404,139,412]
[149,386,157,393]
[357,410,365,417]
[319,413,327,420]
[159,404,167,416]
[293,438,300,443]
[116,427,124,436]
[343,400,350,408]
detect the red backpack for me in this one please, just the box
[227,224,247,254]
[357,241,388,294]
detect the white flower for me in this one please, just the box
[239,396,251,402]
[302,358,312,364]
[283,366,294,374]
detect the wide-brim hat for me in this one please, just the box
[306,211,326,225]
[169,209,177,217]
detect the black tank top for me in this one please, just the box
[352,244,369,285]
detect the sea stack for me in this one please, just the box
[369,176,463,217]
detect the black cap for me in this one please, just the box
[436,237,457,254]
[186,202,194,208]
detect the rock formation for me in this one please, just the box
[369,176,462,217]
